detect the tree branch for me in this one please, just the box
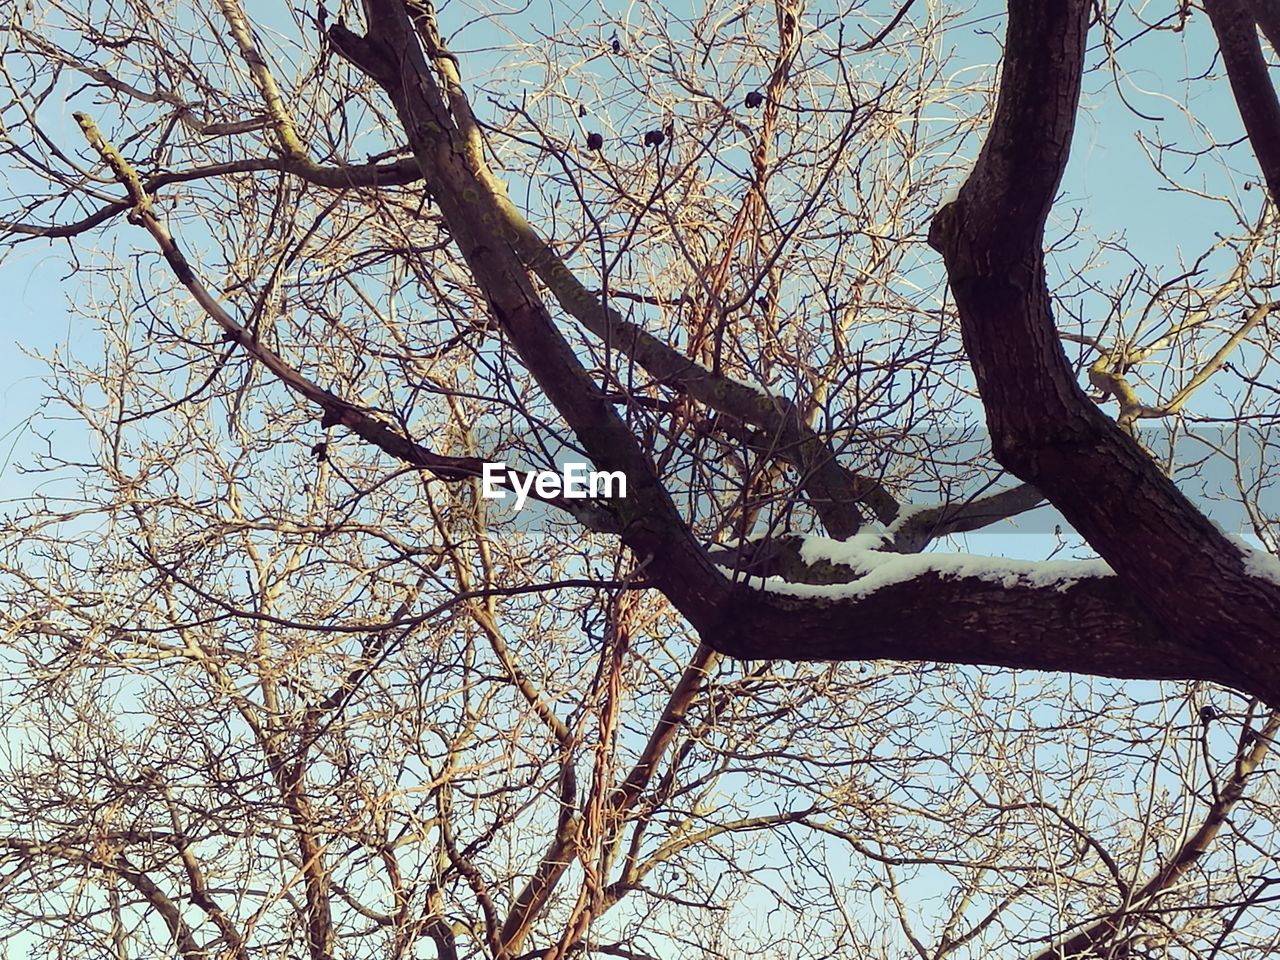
[1207,0,1280,205]
[336,0,731,631]
[1033,710,1280,960]
[1246,0,1280,60]
[885,483,1046,553]
[333,16,895,537]
[928,1,1280,698]
[1,156,423,240]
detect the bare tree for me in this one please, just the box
[3,1,1280,957]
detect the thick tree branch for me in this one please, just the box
[716,566,1234,687]
[885,483,1046,553]
[113,854,212,960]
[315,0,1280,708]
[928,2,1280,700]
[213,0,317,168]
[1247,0,1280,60]
[1206,0,1280,204]
[335,0,731,635]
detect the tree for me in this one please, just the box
[3,0,1280,957]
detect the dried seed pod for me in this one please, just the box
[745,90,765,108]
[586,132,603,151]
[644,129,664,147]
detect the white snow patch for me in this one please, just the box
[1237,540,1280,586]
[799,530,889,562]
[939,152,979,206]
[686,358,715,378]
[727,535,1115,601]
[883,501,931,536]
[738,377,785,400]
